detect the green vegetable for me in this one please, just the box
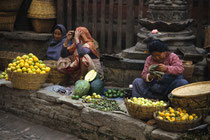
[90,79,104,95]
[73,80,90,97]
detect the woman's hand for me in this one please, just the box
[148,73,157,81]
[66,30,74,40]
[157,64,167,72]
[74,30,83,44]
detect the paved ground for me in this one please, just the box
[0,110,82,140]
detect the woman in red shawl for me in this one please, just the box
[57,27,103,81]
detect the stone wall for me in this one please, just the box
[0,82,183,140]
[0,31,51,60]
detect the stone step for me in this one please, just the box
[0,81,186,140]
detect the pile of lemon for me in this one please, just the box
[127,97,168,107]
[7,53,51,74]
[0,70,8,80]
[156,107,198,122]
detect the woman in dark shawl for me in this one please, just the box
[47,24,71,60]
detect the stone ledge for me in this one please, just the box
[0,31,51,41]
[0,80,184,140]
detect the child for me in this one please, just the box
[132,39,188,100]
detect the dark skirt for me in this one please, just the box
[132,74,188,101]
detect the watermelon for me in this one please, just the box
[90,79,104,95]
[73,80,90,97]
[84,69,98,82]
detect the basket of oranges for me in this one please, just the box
[153,107,202,132]
[124,97,168,120]
[6,53,51,90]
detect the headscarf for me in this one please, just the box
[47,24,68,60]
[67,27,100,58]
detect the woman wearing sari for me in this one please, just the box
[47,24,72,60]
[57,27,103,81]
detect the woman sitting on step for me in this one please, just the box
[57,27,103,81]
[47,24,71,60]
[132,39,188,100]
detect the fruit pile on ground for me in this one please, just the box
[89,98,124,112]
[81,93,102,102]
[156,107,199,122]
[7,53,51,74]
[0,70,8,80]
[127,97,167,107]
[103,88,125,98]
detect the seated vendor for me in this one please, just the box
[47,24,70,60]
[57,27,103,81]
[132,39,188,100]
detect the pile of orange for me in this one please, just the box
[7,53,51,74]
[156,107,198,122]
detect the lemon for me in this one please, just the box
[12,62,16,67]
[29,58,33,62]
[28,70,33,74]
[45,67,51,72]
[16,56,21,60]
[22,67,27,72]
[33,56,39,62]
[20,59,24,63]
[17,69,22,73]
[35,62,40,67]
[189,115,193,121]
[28,53,34,58]
[27,68,32,72]
[30,65,34,69]
[35,69,41,74]
[16,60,20,64]
[19,62,24,67]
[16,65,20,69]
[34,65,38,69]
[11,66,16,71]
[8,63,13,67]
[28,60,33,65]
[24,63,29,68]
[40,71,46,74]
[7,68,11,71]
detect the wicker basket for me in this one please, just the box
[31,18,55,33]
[124,98,168,120]
[28,0,56,19]
[10,72,48,90]
[43,60,69,84]
[0,0,23,11]
[0,12,17,31]
[0,51,25,71]
[153,111,202,132]
[169,81,210,118]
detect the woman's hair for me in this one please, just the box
[54,26,62,33]
[148,39,169,53]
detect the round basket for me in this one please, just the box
[0,12,17,32]
[153,111,202,132]
[28,0,56,19]
[169,81,210,118]
[124,98,168,120]
[43,60,69,84]
[31,18,55,33]
[0,0,23,11]
[10,72,48,90]
[0,51,25,71]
